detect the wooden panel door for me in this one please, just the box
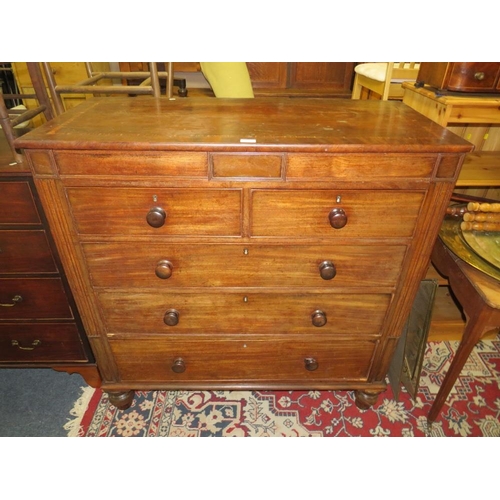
[289,62,355,91]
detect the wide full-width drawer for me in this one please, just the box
[251,189,425,238]
[109,335,378,383]
[0,230,57,274]
[99,291,391,336]
[287,154,436,180]
[0,323,88,362]
[0,182,40,225]
[67,187,242,236]
[54,151,208,177]
[84,242,407,288]
[0,278,73,320]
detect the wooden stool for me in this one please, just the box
[429,236,500,423]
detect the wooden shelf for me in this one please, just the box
[457,151,500,187]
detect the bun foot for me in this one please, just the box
[107,390,135,410]
[354,389,381,410]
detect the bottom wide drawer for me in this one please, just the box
[109,336,378,383]
[0,323,89,363]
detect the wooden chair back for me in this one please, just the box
[352,62,420,100]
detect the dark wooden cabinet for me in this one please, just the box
[0,159,100,386]
[17,97,472,410]
[247,62,355,96]
[120,62,356,97]
[417,62,500,93]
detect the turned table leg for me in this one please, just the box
[354,389,383,410]
[107,390,135,410]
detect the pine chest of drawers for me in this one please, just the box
[16,97,472,409]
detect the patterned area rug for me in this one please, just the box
[67,337,500,437]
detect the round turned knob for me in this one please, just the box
[319,260,336,280]
[304,357,318,371]
[311,310,327,327]
[146,207,167,228]
[155,260,173,279]
[163,309,179,326]
[328,207,347,229]
[172,358,186,373]
[474,72,485,81]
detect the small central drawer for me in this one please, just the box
[0,182,40,225]
[210,153,283,179]
[99,291,391,336]
[0,278,73,320]
[67,187,242,236]
[110,335,377,383]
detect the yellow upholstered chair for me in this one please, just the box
[200,62,254,98]
[351,62,420,100]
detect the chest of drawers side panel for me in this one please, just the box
[23,166,119,383]
[370,159,467,380]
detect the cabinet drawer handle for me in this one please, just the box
[163,309,179,326]
[155,260,173,279]
[172,357,186,373]
[11,339,41,351]
[328,208,347,229]
[319,260,336,280]
[304,357,318,371]
[146,207,167,228]
[311,309,327,327]
[1,295,23,307]
[474,72,485,81]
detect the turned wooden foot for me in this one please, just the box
[107,390,134,410]
[354,389,382,410]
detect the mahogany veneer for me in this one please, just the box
[0,154,99,386]
[16,97,472,409]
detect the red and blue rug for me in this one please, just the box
[66,337,500,437]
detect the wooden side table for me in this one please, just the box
[429,235,500,423]
[402,82,500,191]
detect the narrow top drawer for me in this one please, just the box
[0,182,40,225]
[287,154,436,180]
[54,151,208,177]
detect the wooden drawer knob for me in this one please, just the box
[304,357,318,371]
[319,260,336,280]
[155,260,173,279]
[328,208,347,229]
[163,309,179,326]
[146,207,167,228]
[474,72,485,81]
[311,310,327,327]
[172,358,186,373]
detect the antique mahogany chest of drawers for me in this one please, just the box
[16,97,472,409]
[0,159,98,384]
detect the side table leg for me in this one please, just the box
[428,312,491,423]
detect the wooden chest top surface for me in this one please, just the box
[15,97,472,153]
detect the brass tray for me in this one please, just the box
[439,218,500,281]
